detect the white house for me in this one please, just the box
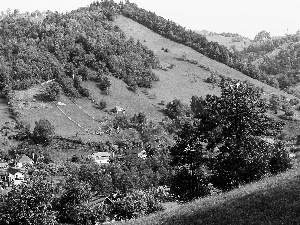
[16,155,34,168]
[138,150,147,159]
[7,167,24,185]
[90,152,111,165]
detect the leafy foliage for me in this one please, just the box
[32,119,55,144]
[44,82,62,101]
[0,3,159,97]
[0,176,58,225]
[170,80,291,199]
[108,190,164,221]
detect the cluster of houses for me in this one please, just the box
[0,154,34,189]
[0,148,148,190]
[89,149,147,165]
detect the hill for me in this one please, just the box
[113,15,294,101]
[194,30,251,51]
[113,164,300,225]
[242,33,300,92]
[1,4,299,146]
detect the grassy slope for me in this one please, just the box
[113,165,300,225]
[113,15,295,102]
[2,15,298,143]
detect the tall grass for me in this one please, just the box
[112,166,300,225]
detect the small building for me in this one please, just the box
[90,152,111,165]
[138,150,147,159]
[16,154,34,168]
[111,106,125,114]
[7,167,25,185]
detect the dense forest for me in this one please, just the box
[241,31,300,94]
[0,1,159,97]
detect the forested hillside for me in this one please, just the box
[241,31,300,95]
[0,3,159,97]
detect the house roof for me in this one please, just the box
[18,155,33,163]
[91,152,110,158]
[7,167,23,175]
[138,150,147,157]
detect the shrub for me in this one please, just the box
[113,115,130,129]
[99,99,107,110]
[165,99,189,119]
[44,82,62,101]
[98,77,111,91]
[32,119,55,145]
[269,142,292,174]
[170,167,210,201]
[79,87,90,98]
[57,75,79,97]
[108,190,164,221]
[15,120,31,140]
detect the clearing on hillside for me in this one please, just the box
[113,15,295,102]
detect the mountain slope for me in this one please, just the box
[113,15,295,102]
[113,165,300,225]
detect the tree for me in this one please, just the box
[169,120,211,201]
[32,119,55,144]
[254,30,271,42]
[0,175,58,225]
[44,82,62,101]
[171,80,288,197]
[165,99,188,119]
[269,94,281,114]
[55,176,94,225]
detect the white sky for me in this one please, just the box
[1,0,300,39]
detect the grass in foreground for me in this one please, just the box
[113,165,300,225]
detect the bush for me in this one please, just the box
[79,87,90,98]
[98,77,111,91]
[99,99,107,110]
[108,190,164,221]
[32,119,55,145]
[269,142,292,174]
[113,115,130,129]
[170,167,210,201]
[15,120,31,140]
[165,99,189,119]
[57,75,79,97]
[44,82,62,101]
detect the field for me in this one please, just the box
[113,15,294,101]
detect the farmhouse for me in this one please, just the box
[7,167,25,185]
[111,106,125,113]
[90,152,111,165]
[16,154,34,168]
[138,150,147,159]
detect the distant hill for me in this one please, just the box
[242,33,300,93]
[194,30,251,51]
